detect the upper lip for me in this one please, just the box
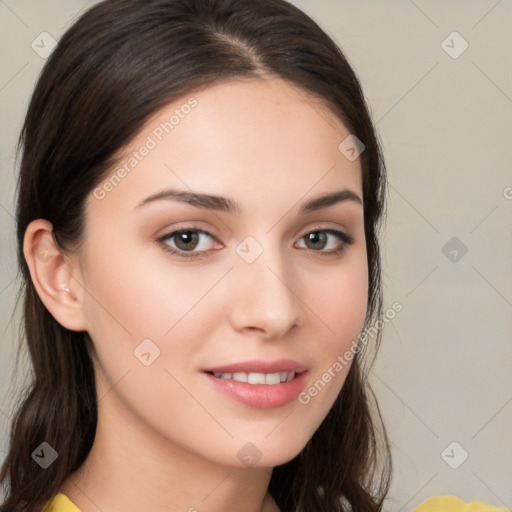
[203,359,308,374]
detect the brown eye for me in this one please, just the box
[158,228,218,257]
[304,232,328,250]
[296,229,354,254]
[173,230,200,251]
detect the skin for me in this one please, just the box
[24,76,368,512]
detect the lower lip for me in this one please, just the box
[204,371,309,409]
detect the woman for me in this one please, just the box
[0,1,507,511]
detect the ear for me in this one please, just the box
[23,219,87,332]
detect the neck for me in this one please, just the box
[60,382,279,512]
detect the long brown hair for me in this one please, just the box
[0,0,391,510]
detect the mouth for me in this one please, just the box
[202,360,309,409]
[205,370,297,385]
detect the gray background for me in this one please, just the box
[1,1,511,510]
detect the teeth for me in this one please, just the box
[232,372,248,383]
[265,373,281,385]
[211,371,295,385]
[248,372,266,384]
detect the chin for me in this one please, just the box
[230,431,314,469]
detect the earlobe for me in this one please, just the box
[23,219,87,332]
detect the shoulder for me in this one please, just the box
[414,495,510,511]
[41,493,81,512]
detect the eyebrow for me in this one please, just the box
[136,188,363,214]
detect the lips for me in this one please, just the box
[210,371,295,385]
[202,359,309,408]
[203,359,308,374]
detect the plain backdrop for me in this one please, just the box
[1,1,511,510]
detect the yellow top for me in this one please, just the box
[41,493,80,512]
[413,496,509,511]
[41,493,510,511]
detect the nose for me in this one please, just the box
[227,250,306,340]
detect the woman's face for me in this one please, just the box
[76,77,368,468]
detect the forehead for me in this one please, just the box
[88,77,362,215]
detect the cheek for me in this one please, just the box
[80,239,233,376]
[299,251,368,414]
[77,224,369,465]
[308,250,369,350]
[322,268,368,333]
[83,236,181,325]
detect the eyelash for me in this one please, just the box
[156,225,354,260]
